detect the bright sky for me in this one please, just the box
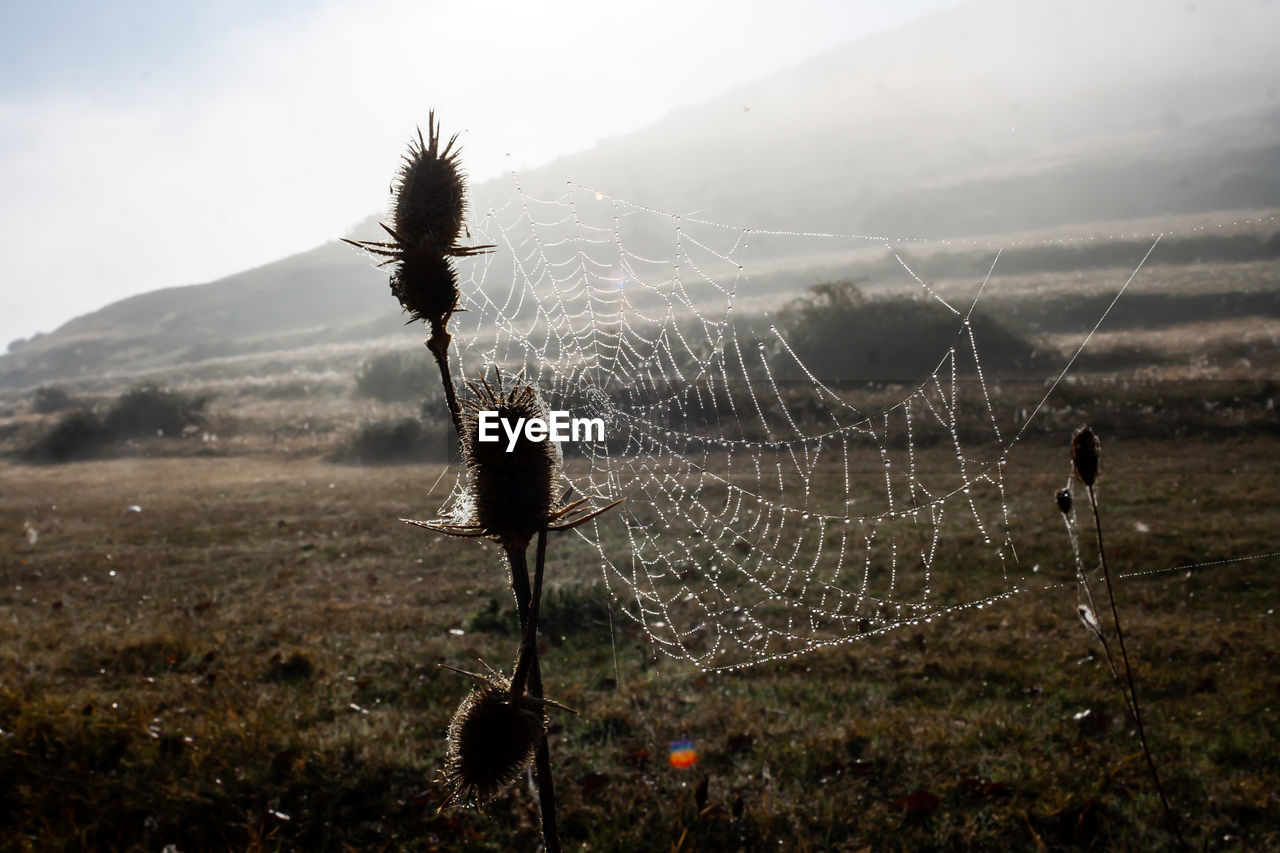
[0,0,959,350]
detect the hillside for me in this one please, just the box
[4,0,1278,390]
[0,242,405,390]
[472,0,1280,233]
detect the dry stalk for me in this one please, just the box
[1067,426,1189,851]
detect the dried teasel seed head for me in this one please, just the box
[460,374,560,547]
[404,369,621,542]
[1056,487,1073,516]
[342,112,492,330]
[394,115,467,252]
[390,250,459,328]
[1070,425,1101,488]
[442,680,545,809]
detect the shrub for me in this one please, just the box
[103,384,207,439]
[22,409,110,462]
[332,417,452,465]
[539,584,615,642]
[776,279,1043,382]
[32,386,74,414]
[22,384,210,463]
[465,598,514,635]
[464,585,615,643]
[266,650,315,683]
[355,352,436,402]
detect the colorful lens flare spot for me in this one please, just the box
[668,739,698,769]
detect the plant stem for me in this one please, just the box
[528,529,559,853]
[507,533,560,853]
[1087,484,1188,851]
[426,320,463,441]
[511,530,547,701]
[1064,513,1137,723]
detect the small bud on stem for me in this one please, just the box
[1056,487,1073,516]
[1071,425,1101,487]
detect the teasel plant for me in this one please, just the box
[346,115,620,852]
[408,373,621,837]
[1058,425,1188,850]
[342,110,493,438]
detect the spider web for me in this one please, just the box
[435,177,1158,672]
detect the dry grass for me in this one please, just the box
[1044,319,1280,379]
[1,426,1276,850]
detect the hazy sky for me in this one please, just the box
[0,0,961,350]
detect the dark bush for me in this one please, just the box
[332,417,452,465]
[461,584,617,643]
[354,352,436,402]
[23,409,110,462]
[32,386,74,414]
[539,584,616,642]
[776,279,1043,382]
[266,650,315,683]
[22,384,210,463]
[103,384,207,439]
[465,598,514,635]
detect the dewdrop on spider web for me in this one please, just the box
[438,170,1134,671]
[1076,603,1103,640]
[1060,478,1104,637]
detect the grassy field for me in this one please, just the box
[1,244,1278,850]
[0,421,1276,850]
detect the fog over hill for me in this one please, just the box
[5,0,1278,390]
[469,0,1279,235]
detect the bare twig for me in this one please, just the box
[1085,482,1189,851]
[1060,503,1137,724]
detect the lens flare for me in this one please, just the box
[668,738,698,769]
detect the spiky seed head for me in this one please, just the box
[460,375,560,547]
[393,120,466,252]
[1070,425,1101,487]
[1056,487,1073,515]
[342,113,492,329]
[390,250,459,327]
[442,680,545,808]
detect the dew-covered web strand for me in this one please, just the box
[1005,235,1162,448]
[458,182,1053,668]
[440,180,1231,672]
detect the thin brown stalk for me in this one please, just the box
[426,320,463,441]
[506,532,560,853]
[1063,512,1137,723]
[1085,483,1189,851]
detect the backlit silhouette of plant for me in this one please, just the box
[347,113,617,852]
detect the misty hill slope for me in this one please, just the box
[5,0,1279,391]
[478,0,1280,236]
[1,242,407,389]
